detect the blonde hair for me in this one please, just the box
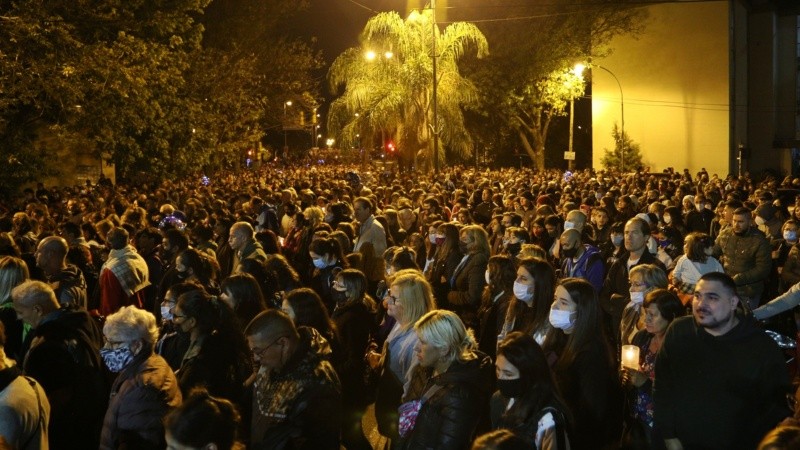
[460,225,490,256]
[0,256,29,303]
[414,310,476,366]
[104,305,159,349]
[303,206,325,229]
[390,269,436,329]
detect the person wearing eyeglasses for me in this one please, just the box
[244,309,342,449]
[370,270,437,442]
[99,305,182,450]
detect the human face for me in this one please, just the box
[692,279,738,336]
[171,305,195,334]
[594,211,609,228]
[624,221,647,253]
[175,255,189,275]
[228,229,243,251]
[281,299,296,322]
[501,216,513,228]
[415,334,445,368]
[459,233,473,253]
[247,334,287,371]
[495,354,520,380]
[552,286,577,313]
[731,213,750,234]
[34,243,48,271]
[629,273,648,292]
[13,300,43,329]
[515,266,535,288]
[219,289,235,310]
[644,303,669,336]
[353,202,370,223]
[385,285,403,321]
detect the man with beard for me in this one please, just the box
[654,272,790,450]
[714,207,771,309]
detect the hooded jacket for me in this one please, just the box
[654,314,791,449]
[250,327,342,450]
[398,352,494,450]
[48,264,88,309]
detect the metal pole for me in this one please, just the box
[595,66,624,172]
[431,0,439,174]
[568,98,575,171]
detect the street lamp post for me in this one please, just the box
[431,0,439,174]
[568,64,585,171]
[593,65,625,172]
[283,100,292,159]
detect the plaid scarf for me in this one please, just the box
[103,245,150,297]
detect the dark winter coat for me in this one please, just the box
[397,353,494,450]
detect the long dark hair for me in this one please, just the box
[497,332,572,428]
[164,388,242,450]
[505,257,556,335]
[435,223,461,266]
[220,273,267,330]
[542,278,611,371]
[284,288,338,341]
[308,237,348,268]
[481,255,515,307]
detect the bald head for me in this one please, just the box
[560,228,582,247]
[245,309,299,343]
[565,210,587,232]
[36,236,68,275]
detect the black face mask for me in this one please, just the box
[332,289,348,305]
[497,378,525,399]
[176,270,189,280]
[561,247,578,259]
[458,241,469,254]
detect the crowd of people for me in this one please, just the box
[1,163,800,449]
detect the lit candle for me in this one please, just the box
[621,345,640,370]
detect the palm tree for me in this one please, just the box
[328,9,487,171]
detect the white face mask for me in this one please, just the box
[695,203,704,212]
[629,290,645,304]
[647,237,658,254]
[549,308,575,330]
[755,216,766,226]
[663,215,672,224]
[429,233,437,244]
[563,221,576,230]
[513,281,533,302]
[485,271,491,285]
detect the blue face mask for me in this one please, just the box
[312,258,328,269]
[611,235,623,247]
[785,230,797,242]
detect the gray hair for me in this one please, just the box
[104,305,159,349]
[11,280,57,309]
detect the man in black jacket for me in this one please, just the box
[654,272,790,449]
[35,236,88,309]
[12,280,108,450]
[245,310,341,449]
[600,217,665,351]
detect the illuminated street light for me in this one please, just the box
[283,101,292,157]
[365,50,376,61]
[592,65,625,171]
[384,51,393,59]
[567,63,585,171]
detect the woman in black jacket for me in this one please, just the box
[541,278,620,450]
[491,332,572,449]
[172,290,253,405]
[330,269,377,450]
[308,237,348,314]
[476,255,515,360]
[398,310,493,450]
[426,223,463,308]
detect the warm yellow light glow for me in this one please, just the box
[285,101,292,106]
[365,50,376,61]
[384,51,394,59]
[573,63,586,76]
